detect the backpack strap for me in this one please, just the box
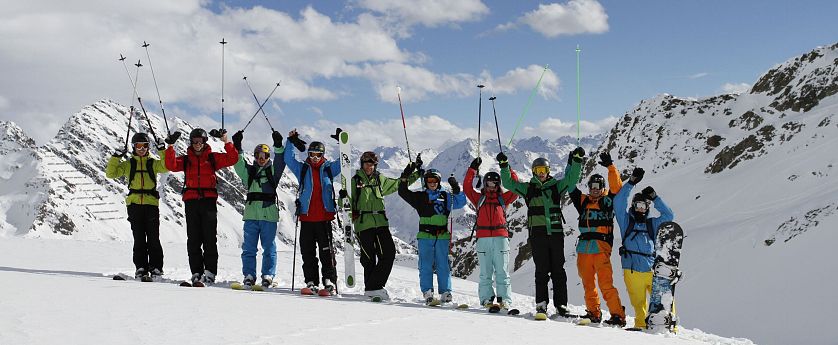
[619,216,655,258]
[128,157,160,199]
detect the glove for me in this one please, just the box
[112,148,127,158]
[164,131,181,145]
[598,151,613,168]
[338,189,348,199]
[209,128,226,138]
[232,130,243,152]
[496,152,508,168]
[470,157,482,170]
[289,132,306,152]
[642,186,657,200]
[629,167,645,185]
[155,142,166,151]
[401,162,415,178]
[272,130,283,148]
[448,175,460,194]
[571,147,585,162]
[414,153,423,170]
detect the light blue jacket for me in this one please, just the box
[283,138,341,215]
[614,182,674,272]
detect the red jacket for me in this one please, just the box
[165,142,238,201]
[299,158,335,222]
[464,168,519,238]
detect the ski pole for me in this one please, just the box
[475,84,485,188]
[242,76,278,132]
[136,97,161,145]
[489,96,503,153]
[119,57,143,150]
[396,86,413,162]
[241,82,281,132]
[219,38,228,130]
[141,41,171,135]
[507,64,549,147]
[576,44,581,145]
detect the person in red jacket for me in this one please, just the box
[464,157,519,310]
[164,128,238,286]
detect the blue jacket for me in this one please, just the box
[614,182,674,272]
[283,138,341,215]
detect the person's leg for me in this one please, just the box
[241,220,260,278]
[374,227,397,289]
[259,221,278,277]
[357,228,378,290]
[529,230,550,307]
[577,253,600,317]
[493,237,513,304]
[199,199,219,275]
[417,239,434,294]
[145,206,164,271]
[595,252,624,318]
[184,200,204,274]
[299,221,319,284]
[476,237,495,304]
[435,238,452,294]
[548,234,568,313]
[127,204,149,272]
[314,221,337,285]
[624,269,653,328]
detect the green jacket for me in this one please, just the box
[233,145,285,222]
[350,169,419,232]
[500,159,582,235]
[106,150,168,206]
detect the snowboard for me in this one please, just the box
[646,221,684,333]
[332,128,356,288]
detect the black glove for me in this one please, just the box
[289,133,306,152]
[414,153,423,170]
[209,128,226,138]
[448,175,460,194]
[470,157,482,170]
[232,130,243,152]
[155,142,166,151]
[629,167,645,185]
[401,162,415,178]
[571,147,585,162]
[272,131,283,148]
[338,189,348,199]
[642,186,657,200]
[112,148,127,158]
[164,131,181,145]
[598,151,613,168]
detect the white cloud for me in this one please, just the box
[520,115,617,139]
[483,65,560,99]
[498,0,609,38]
[721,82,752,94]
[688,72,709,79]
[356,0,489,28]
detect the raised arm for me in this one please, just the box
[165,145,185,172]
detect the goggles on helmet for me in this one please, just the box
[133,142,149,150]
[532,166,549,175]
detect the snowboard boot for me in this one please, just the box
[201,270,216,285]
[604,314,627,327]
[440,291,453,303]
[580,310,602,324]
[320,279,336,296]
[260,275,274,288]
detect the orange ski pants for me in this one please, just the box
[577,252,624,318]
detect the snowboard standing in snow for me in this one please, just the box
[331,128,356,288]
[645,221,684,332]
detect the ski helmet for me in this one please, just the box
[253,144,270,157]
[189,128,208,143]
[360,151,379,166]
[483,171,501,183]
[131,132,150,144]
[308,141,325,154]
[631,193,650,214]
[531,157,549,169]
[587,174,606,189]
[423,168,442,188]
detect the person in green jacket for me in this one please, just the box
[231,130,286,288]
[497,147,585,318]
[106,132,169,280]
[348,151,421,300]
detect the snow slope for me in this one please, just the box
[0,237,751,345]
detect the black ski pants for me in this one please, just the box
[530,229,568,312]
[358,226,397,291]
[300,220,337,286]
[127,204,163,271]
[185,198,219,275]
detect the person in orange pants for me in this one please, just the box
[568,151,626,326]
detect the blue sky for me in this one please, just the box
[2,0,837,150]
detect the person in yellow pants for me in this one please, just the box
[568,151,625,326]
[613,167,674,329]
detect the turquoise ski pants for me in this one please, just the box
[477,237,511,304]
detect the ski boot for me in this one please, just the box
[301,281,319,295]
[440,291,453,304]
[577,310,602,326]
[319,279,336,296]
[482,296,496,309]
[186,272,204,287]
[201,270,216,286]
[260,275,274,289]
[534,301,548,320]
[423,290,440,306]
[364,289,388,302]
[149,268,163,281]
[604,314,627,327]
[135,268,152,282]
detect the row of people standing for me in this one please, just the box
[107,127,673,329]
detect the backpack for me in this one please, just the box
[523,179,566,228]
[576,194,616,245]
[351,171,385,220]
[128,157,160,199]
[245,163,278,203]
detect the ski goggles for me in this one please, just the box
[254,152,270,160]
[425,178,440,185]
[133,142,149,149]
[484,180,498,187]
[588,182,603,190]
[633,200,649,212]
[309,152,323,158]
[191,138,204,145]
[532,166,549,175]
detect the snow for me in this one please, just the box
[0,237,751,345]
